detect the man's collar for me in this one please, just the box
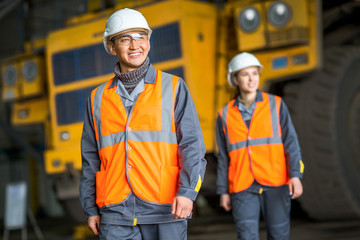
[109,76,118,88]
[144,64,156,84]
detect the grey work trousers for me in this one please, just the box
[231,185,291,240]
[99,220,187,240]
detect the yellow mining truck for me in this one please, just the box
[1,0,360,221]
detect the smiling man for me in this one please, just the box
[79,8,207,240]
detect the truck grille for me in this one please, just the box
[52,44,116,86]
[268,27,308,46]
[149,22,182,64]
[55,86,95,125]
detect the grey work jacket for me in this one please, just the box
[80,64,207,225]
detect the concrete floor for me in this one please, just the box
[188,214,360,240]
[2,210,360,239]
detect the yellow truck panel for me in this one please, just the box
[12,98,48,125]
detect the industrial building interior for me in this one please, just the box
[1,0,360,239]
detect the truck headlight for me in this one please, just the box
[22,59,38,82]
[52,159,61,167]
[268,1,291,27]
[60,131,70,141]
[238,7,260,33]
[18,109,29,119]
[3,65,18,86]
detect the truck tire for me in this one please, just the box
[283,47,360,220]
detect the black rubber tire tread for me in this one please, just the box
[283,47,360,220]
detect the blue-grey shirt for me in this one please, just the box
[80,64,207,225]
[216,90,303,195]
[115,77,144,112]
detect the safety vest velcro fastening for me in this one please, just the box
[219,92,288,193]
[91,71,180,207]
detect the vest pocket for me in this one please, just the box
[96,171,106,207]
[160,166,179,204]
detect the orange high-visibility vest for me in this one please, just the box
[219,92,288,193]
[91,71,180,208]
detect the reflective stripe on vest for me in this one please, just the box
[219,92,288,193]
[91,71,179,207]
[93,73,177,151]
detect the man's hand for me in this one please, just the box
[220,194,232,211]
[289,177,303,199]
[171,196,193,219]
[88,215,100,235]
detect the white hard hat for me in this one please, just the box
[227,52,263,87]
[103,8,152,54]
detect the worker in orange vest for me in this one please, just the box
[80,8,206,240]
[216,52,304,240]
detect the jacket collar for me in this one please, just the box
[233,90,263,107]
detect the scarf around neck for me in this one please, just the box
[114,57,150,94]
